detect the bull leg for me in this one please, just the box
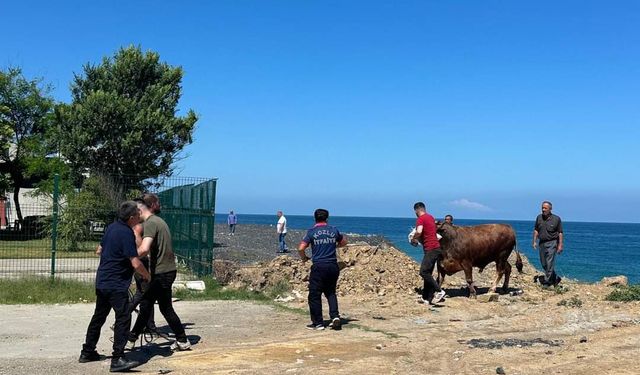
[436,262,446,287]
[462,263,476,298]
[490,261,506,293]
[501,261,512,293]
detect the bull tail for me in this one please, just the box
[515,246,524,274]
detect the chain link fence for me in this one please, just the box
[0,175,216,282]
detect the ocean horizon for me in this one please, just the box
[215,213,640,284]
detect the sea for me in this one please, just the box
[215,214,640,284]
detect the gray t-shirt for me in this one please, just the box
[144,215,176,275]
[534,214,563,243]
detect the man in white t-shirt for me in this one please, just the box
[276,211,289,253]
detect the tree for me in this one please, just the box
[56,45,198,188]
[0,67,56,224]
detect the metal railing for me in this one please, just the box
[0,175,217,281]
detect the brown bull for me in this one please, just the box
[436,222,523,297]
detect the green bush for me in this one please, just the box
[606,285,640,302]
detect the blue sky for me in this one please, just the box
[2,1,639,222]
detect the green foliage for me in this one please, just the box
[0,277,95,304]
[557,295,583,308]
[56,45,198,185]
[606,285,640,302]
[0,67,57,220]
[57,174,124,251]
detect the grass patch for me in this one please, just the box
[557,295,583,308]
[606,285,640,302]
[0,239,99,259]
[0,277,95,304]
[173,276,270,302]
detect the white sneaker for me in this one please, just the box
[170,340,191,351]
[329,317,342,330]
[431,290,446,304]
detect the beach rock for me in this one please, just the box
[579,336,588,343]
[601,275,628,287]
[496,366,506,374]
[478,293,500,303]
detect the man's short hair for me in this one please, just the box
[118,201,139,222]
[445,214,453,221]
[542,201,553,208]
[314,209,329,223]
[139,193,159,209]
[414,202,426,210]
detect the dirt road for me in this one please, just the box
[1,276,639,375]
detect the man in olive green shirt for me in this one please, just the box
[127,194,191,351]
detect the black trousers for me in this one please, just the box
[82,289,130,359]
[130,271,186,342]
[420,248,443,301]
[308,262,340,325]
[129,270,156,329]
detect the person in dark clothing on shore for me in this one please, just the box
[533,201,564,287]
[79,201,150,373]
[298,209,348,331]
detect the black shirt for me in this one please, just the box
[534,213,563,243]
[96,220,138,290]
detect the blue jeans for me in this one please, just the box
[278,233,288,251]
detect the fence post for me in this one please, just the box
[50,174,60,278]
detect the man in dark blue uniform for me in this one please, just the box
[298,209,348,331]
[79,201,150,372]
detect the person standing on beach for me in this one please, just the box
[276,210,289,253]
[444,214,454,225]
[228,210,238,235]
[410,202,446,305]
[79,201,150,372]
[126,193,191,351]
[298,208,348,330]
[532,201,564,287]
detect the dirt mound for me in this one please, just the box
[229,241,543,302]
[230,242,422,298]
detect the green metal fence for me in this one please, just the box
[0,175,217,281]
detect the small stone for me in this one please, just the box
[601,275,628,287]
[376,344,383,350]
[478,293,500,303]
[579,336,587,343]
[545,350,553,355]
[158,370,172,375]
[496,366,506,374]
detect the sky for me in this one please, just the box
[2,1,639,222]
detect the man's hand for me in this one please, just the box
[557,244,563,254]
[532,242,537,249]
[410,239,419,247]
[300,254,310,263]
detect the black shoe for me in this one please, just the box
[78,350,103,363]
[329,317,342,330]
[110,357,140,372]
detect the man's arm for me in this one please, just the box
[557,232,564,253]
[411,225,423,245]
[298,241,310,262]
[137,237,152,257]
[532,230,539,249]
[130,256,151,281]
[337,236,348,248]
[95,244,102,255]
